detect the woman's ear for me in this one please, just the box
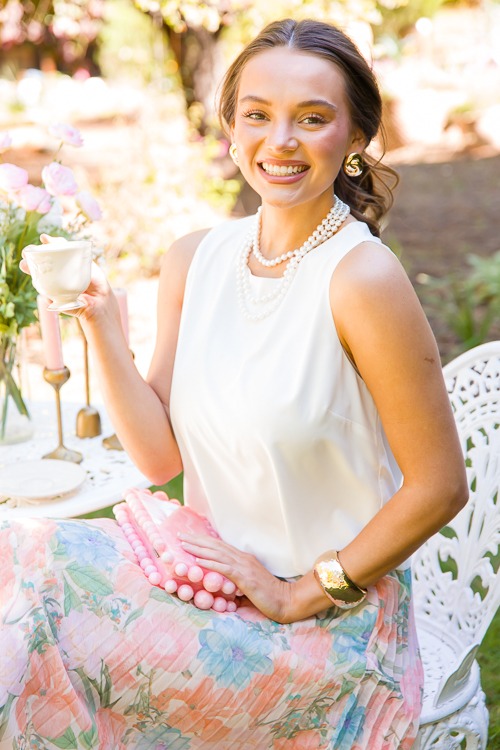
[349,130,368,154]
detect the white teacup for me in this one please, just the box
[24,239,92,312]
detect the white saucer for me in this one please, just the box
[0,460,86,501]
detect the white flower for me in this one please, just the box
[48,122,84,147]
[76,190,102,221]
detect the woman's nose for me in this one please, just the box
[267,122,298,152]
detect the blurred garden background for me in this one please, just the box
[1,0,499,743]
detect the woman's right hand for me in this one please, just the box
[20,234,113,322]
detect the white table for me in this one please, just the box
[0,401,150,519]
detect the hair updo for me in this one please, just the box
[218,18,397,237]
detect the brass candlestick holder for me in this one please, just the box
[76,320,101,438]
[102,432,123,451]
[43,366,83,463]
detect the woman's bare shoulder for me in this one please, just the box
[162,228,212,274]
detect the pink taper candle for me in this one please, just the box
[37,294,64,370]
[113,288,129,346]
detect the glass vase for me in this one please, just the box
[0,333,34,445]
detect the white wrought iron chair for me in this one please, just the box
[413,341,500,749]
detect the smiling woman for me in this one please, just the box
[1,17,468,750]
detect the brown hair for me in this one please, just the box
[218,18,397,237]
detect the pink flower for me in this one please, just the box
[18,184,52,214]
[0,163,29,192]
[42,161,78,196]
[95,708,127,750]
[76,190,102,221]
[0,132,12,153]
[48,122,84,147]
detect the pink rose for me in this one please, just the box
[42,161,78,196]
[76,190,102,221]
[0,163,29,192]
[18,184,52,214]
[0,132,12,154]
[48,122,84,147]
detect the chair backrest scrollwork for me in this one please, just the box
[412,341,500,647]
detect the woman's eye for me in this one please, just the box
[242,110,267,121]
[301,114,326,125]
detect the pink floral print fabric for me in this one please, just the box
[0,518,423,749]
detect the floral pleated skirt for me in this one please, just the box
[0,518,423,749]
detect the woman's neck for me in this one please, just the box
[258,194,337,259]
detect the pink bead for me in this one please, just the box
[161,551,174,564]
[177,584,194,601]
[170,499,182,506]
[187,565,204,583]
[204,572,223,592]
[140,557,153,570]
[164,579,178,593]
[226,601,237,612]
[135,545,146,556]
[129,534,140,544]
[137,551,147,562]
[194,590,215,610]
[212,597,227,613]
[144,565,157,576]
[174,562,188,577]
[153,491,169,501]
[148,571,162,586]
[222,580,236,595]
[235,588,243,597]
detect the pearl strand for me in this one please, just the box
[252,201,348,268]
[236,196,350,321]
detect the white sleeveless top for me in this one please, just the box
[170,216,405,577]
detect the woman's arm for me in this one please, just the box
[285,239,469,620]
[81,230,209,485]
[179,239,468,623]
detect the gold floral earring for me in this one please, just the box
[229,143,239,166]
[343,153,363,177]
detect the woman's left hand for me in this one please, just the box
[178,533,294,623]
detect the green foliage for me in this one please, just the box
[418,252,500,353]
[0,208,41,337]
[134,0,450,40]
[478,609,500,748]
[98,0,175,85]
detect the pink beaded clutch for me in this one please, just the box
[113,487,238,613]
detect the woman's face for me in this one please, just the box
[231,47,365,215]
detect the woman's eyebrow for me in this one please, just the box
[238,95,337,112]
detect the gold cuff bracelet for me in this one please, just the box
[313,551,367,610]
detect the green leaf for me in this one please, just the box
[124,606,144,628]
[66,564,114,596]
[149,587,171,603]
[49,727,78,749]
[0,693,16,741]
[63,578,83,616]
[79,726,98,750]
[337,678,356,700]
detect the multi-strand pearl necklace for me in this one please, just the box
[236,196,350,321]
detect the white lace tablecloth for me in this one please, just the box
[0,401,150,519]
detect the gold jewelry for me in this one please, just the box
[313,551,367,610]
[343,152,363,177]
[229,143,239,166]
